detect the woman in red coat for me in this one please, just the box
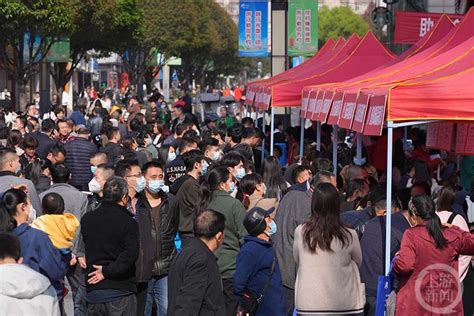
[393,194,474,316]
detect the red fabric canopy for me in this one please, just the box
[271,32,395,107]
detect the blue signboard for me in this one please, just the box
[238,0,269,57]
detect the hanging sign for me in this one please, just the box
[239,0,269,57]
[288,0,318,56]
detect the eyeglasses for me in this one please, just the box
[126,174,142,178]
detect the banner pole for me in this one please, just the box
[316,121,321,152]
[332,125,338,175]
[270,107,275,156]
[385,122,394,275]
[261,110,266,164]
[299,118,305,162]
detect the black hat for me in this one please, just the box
[244,207,275,236]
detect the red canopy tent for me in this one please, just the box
[269,32,395,107]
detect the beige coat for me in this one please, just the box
[293,225,365,315]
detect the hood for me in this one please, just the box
[0,264,51,299]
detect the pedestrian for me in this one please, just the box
[81,177,139,315]
[25,158,52,194]
[165,137,198,186]
[135,161,178,316]
[197,166,248,315]
[56,119,75,144]
[176,150,207,241]
[64,126,98,191]
[89,152,108,175]
[2,188,69,309]
[393,194,474,315]
[239,173,279,212]
[115,159,145,214]
[31,118,58,159]
[233,207,286,316]
[100,127,123,164]
[261,156,288,201]
[0,148,42,216]
[293,183,365,315]
[168,210,226,315]
[0,233,60,316]
[19,135,39,172]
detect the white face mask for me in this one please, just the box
[27,205,36,224]
[88,178,101,193]
[211,151,221,161]
[168,152,177,162]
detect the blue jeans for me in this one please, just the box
[144,275,168,316]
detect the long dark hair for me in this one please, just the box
[196,166,231,214]
[25,158,51,187]
[413,160,431,187]
[158,144,171,165]
[303,183,352,253]
[0,189,27,232]
[239,173,263,209]
[261,156,287,200]
[410,194,447,249]
[436,184,456,212]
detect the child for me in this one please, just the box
[32,192,79,253]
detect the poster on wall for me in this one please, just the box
[238,0,269,57]
[288,0,318,56]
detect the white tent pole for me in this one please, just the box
[356,133,363,161]
[385,121,394,275]
[261,111,266,163]
[299,118,305,162]
[270,107,275,156]
[317,121,321,152]
[332,125,338,175]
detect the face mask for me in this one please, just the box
[261,183,267,196]
[201,161,209,175]
[27,204,36,224]
[235,167,246,181]
[148,179,165,194]
[211,151,221,161]
[88,178,101,193]
[194,129,200,137]
[228,182,236,194]
[135,176,146,193]
[268,220,277,236]
[353,156,366,166]
[90,166,97,174]
[168,152,177,162]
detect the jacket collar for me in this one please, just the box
[50,183,78,190]
[100,201,134,217]
[12,223,30,236]
[213,190,231,198]
[0,171,16,177]
[188,237,217,259]
[244,235,272,247]
[136,191,169,209]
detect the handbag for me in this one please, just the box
[375,258,396,316]
[238,258,276,315]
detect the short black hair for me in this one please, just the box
[175,123,189,136]
[292,165,310,184]
[23,135,38,149]
[106,127,120,140]
[182,150,205,172]
[194,210,226,239]
[241,117,254,127]
[0,233,21,261]
[220,152,243,169]
[103,177,129,203]
[41,192,65,215]
[50,163,70,184]
[227,125,242,143]
[115,159,140,177]
[49,144,66,158]
[142,160,163,175]
[200,137,219,153]
[179,137,198,154]
[242,127,257,139]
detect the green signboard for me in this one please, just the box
[45,38,70,63]
[287,0,318,56]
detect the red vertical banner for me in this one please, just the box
[351,93,370,133]
[435,122,454,152]
[300,89,310,118]
[463,124,474,155]
[425,123,440,148]
[338,93,358,129]
[455,123,469,154]
[305,90,319,119]
[363,95,386,136]
[311,91,325,122]
[317,90,334,123]
[327,92,345,125]
[245,87,255,106]
[263,86,272,109]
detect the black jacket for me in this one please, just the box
[135,192,178,282]
[100,142,123,164]
[175,175,201,237]
[80,201,139,293]
[168,237,225,316]
[64,137,98,186]
[31,131,57,159]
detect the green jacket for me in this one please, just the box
[208,190,248,279]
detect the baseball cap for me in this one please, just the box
[173,99,186,108]
[244,207,275,237]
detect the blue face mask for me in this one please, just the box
[168,152,177,162]
[268,220,277,236]
[235,167,246,181]
[135,176,146,193]
[228,182,236,194]
[201,161,209,175]
[90,166,97,174]
[148,179,165,194]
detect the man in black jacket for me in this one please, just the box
[168,210,226,316]
[81,177,139,315]
[135,161,178,316]
[100,127,123,164]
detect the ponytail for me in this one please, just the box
[410,194,447,249]
[242,193,250,210]
[0,201,17,233]
[194,166,231,214]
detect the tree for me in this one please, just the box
[50,0,142,102]
[318,6,369,46]
[0,0,74,108]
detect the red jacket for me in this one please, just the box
[393,224,474,315]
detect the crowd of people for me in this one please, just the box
[0,89,473,316]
